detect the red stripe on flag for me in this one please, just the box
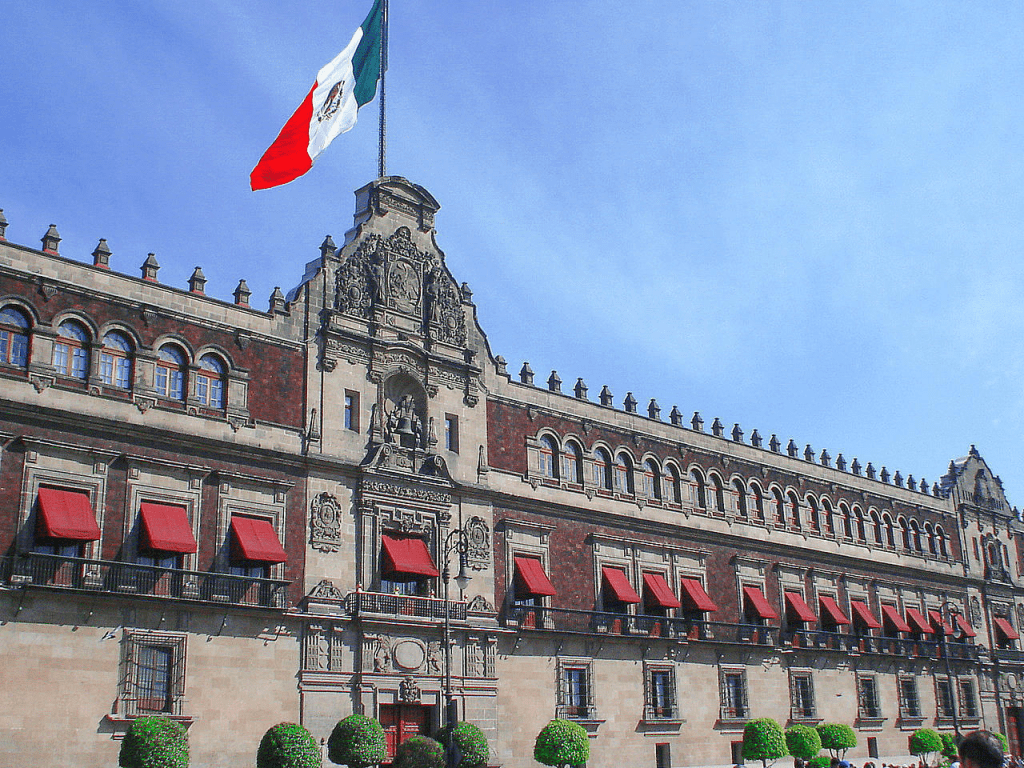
[250,82,317,191]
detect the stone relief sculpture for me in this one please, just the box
[464,516,491,571]
[310,493,342,553]
[399,676,421,703]
[971,595,983,627]
[369,634,393,673]
[426,641,443,675]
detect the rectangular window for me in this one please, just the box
[721,670,749,720]
[936,678,955,718]
[444,414,459,453]
[858,675,881,719]
[790,672,816,720]
[344,391,359,432]
[899,677,921,719]
[120,630,187,718]
[646,666,677,720]
[959,679,978,719]
[656,744,671,768]
[557,661,594,720]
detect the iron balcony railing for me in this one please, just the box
[345,590,468,622]
[993,647,1024,663]
[781,629,979,660]
[2,552,289,609]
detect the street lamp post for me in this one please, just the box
[441,527,471,768]
[941,600,962,744]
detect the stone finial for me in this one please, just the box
[880,466,890,484]
[920,478,928,493]
[969,444,980,457]
[494,355,508,377]
[648,399,661,420]
[233,279,251,307]
[769,434,781,453]
[188,266,207,294]
[519,362,534,385]
[932,482,941,496]
[750,429,763,448]
[623,392,638,413]
[787,439,799,458]
[820,449,831,467]
[269,286,286,314]
[669,406,683,426]
[851,458,862,475]
[41,224,61,254]
[836,453,847,471]
[711,417,724,437]
[574,378,588,400]
[0,209,7,240]
[460,282,473,303]
[804,444,814,462]
[92,239,111,269]
[547,371,561,393]
[731,423,743,442]
[893,470,903,487]
[599,386,613,406]
[320,235,337,258]
[691,412,704,432]
[866,462,876,480]
[906,473,914,490]
[141,253,160,281]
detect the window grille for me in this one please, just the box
[936,678,955,719]
[720,670,748,720]
[119,630,187,718]
[898,677,921,719]
[644,666,677,720]
[790,672,816,719]
[959,679,978,719]
[857,675,881,719]
[556,659,595,720]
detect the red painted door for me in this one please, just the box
[380,704,431,764]
[1007,707,1022,759]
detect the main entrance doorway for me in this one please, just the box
[380,703,432,764]
[1007,707,1023,759]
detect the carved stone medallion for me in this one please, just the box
[465,516,491,571]
[310,492,342,552]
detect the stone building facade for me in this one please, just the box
[1,179,1023,768]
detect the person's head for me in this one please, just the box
[831,759,841,768]
[959,730,1004,768]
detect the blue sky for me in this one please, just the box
[4,2,1024,507]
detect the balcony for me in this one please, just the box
[993,647,1024,664]
[786,629,980,661]
[2,552,289,609]
[345,590,467,622]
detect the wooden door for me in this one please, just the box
[380,704,431,764]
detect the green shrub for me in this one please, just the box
[808,756,831,768]
[328,714,387,768]
[996,733,1009,754]
[816,723,857,758]
[434,721,489,768]
[257,723,321,768]
[393,735,444,768]
[940,733,958,760]
[910,728,943,766]
[743,718,789,768]
[786,724,822,761]
[534,719,590,768]
[119,716,189,768]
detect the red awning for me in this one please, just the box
[680,578,719,612]
[602,566,641,604]
[743,585,780,620]
[36,487,101,541]
[513,555,557,597]
[785,591,818,623]
[955,614,977,638]
[928,610,955,636]
[995,617,1020,642]
[819,596,851,626]
[880,604,913,633]
[381,534,439,578]
[906,608,933,634]
[642,572,682,609]
[849,600,882,629]
[231,516,287,564]
[139,503,197,554]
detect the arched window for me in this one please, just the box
[899,517,911,550]
[710,474,726,513]
[853,507,867,542]
[99,331,133,389]
[870,511,883,545]
[561,441,583,485]
[734,479,748,519]
[787,491,801,528]
[883,514,896,548]
[773,489,786,525]
[538,436,558,479]
[614,454,634,494]
[924,523,937,556]
[751,483,766,521]
[156,345,187,401]
[643,460,661,501]
[935,526,948,557]
[197,354,226,409]
[53,320,90,379]
[593,448,613,490]
[691,470,707,510]
[910,520,923,552]
[665,465,682,504]
[0,305,30,368]
[840,503,853,539]
[821,498,834,536]
[807,496,820,532]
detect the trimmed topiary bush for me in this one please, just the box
[534,719,590,768]
[808,756,831,768]
[393,735,444,768]
[257,723,321,768]
[328,714,387,768]
[119,716,189,768]
[743,718,789,768]
[816,723,857,759]
[786,724,822,761]
[995,733,1009,754]
[910,728,943,767]
[434,721,489,768]
[940,733,958,760]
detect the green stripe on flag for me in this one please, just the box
[353,0,383,107]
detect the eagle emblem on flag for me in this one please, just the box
[316,79,346,123]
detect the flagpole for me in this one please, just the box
[377,0,389,179]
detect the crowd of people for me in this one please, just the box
[779,731,1009,768]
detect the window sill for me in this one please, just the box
[104,713,195,739]
[788,716,822,725]
[898,716,925,729]
[855,716,887,730]
[564,718,604,735]
[639,718,685,733]
[716,717,750,732]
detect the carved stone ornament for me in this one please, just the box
[426,641,443,675]
[399,676,421,704]
[310,492,342,552]
[308,579,344,601]
[971,595,983,627]
[1017,604,1024,635]
[464,516,491,571]
[369,634,393,673]
[467,595,495,614]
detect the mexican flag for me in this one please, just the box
[250,0,383,191]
